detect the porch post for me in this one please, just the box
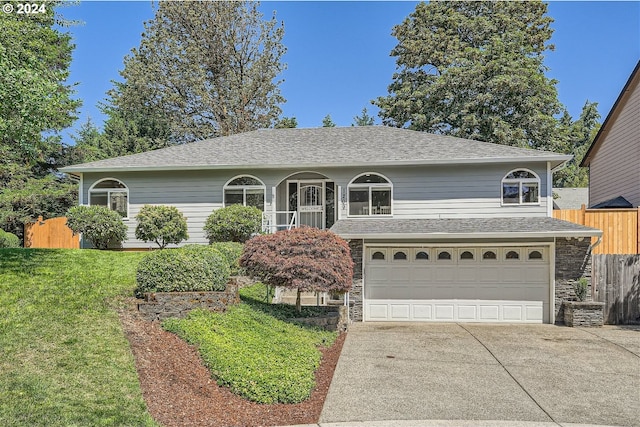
[271,186,276,233]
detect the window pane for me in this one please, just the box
[110,192,128,217]
[245,189,265,211]
[372,251,385,260]
[483,251,497,260]
[460,250,474,260]
[90,192,108,207]
[416,251,429,260]
[506,170,536,179]
[438,251,451,260]
[529,250,543,260]
[506,250,520,260]
[353,174,389,184]
[228,176,262,186]
[93,179,126,189]
[349,189,369,215]
[371,188,391,214]
[522,183,539,203]
[224,189,244,206]
[393,251,407,260]
[502,184,520,204]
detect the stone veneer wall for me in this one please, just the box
[137,277,242,321]
[290,306,349,332]
[348,239,364,322]
[555,238,593,324]
[563,301,605,327]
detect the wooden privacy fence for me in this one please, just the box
[24,216,79,249]
[592,254,640,324]
[553,206,640,254]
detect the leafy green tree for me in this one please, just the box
[135,205,189,249]
[375,1,562,150]
[322,114,336,127]
[0,4,81,165]
[274,116,298,128]
[65,205,128,250]
[105,0,286,146]
[0,4,80,239]
[352,107,375,126]
[553,101,601,188]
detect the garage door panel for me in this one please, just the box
[364,245,551,323]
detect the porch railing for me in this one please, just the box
[262,211,297,234]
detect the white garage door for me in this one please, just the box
[364,246,550,323]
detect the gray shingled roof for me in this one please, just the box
[60,127,570,173]
[330,217,601,239]
[552,188,589,210]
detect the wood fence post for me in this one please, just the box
[580,203,586,225]
[637,207,640,254]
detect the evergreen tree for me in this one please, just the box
[274,117,298,128]
[375,1,563,150]
[322,114,336,127]
[352,107,375,126]
[104,0,286,145]
[553,101,600,188]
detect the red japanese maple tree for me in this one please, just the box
[240,227,354,311]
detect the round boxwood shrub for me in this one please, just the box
[66,205,127,249]
[135,204,189,248]
[135,244,231,298]
[0,229,20,248]
[209,241,244,275]
[204,205,262,243]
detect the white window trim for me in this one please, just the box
[88,177,130,219]
[501,168,541,206]
[347,172,393,217]
[223,174,266,211]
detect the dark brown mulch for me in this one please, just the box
[119,306,346,427]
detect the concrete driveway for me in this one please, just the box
[320,323,640,427]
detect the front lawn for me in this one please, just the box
[163,284,338,404]
[0,249,156,427]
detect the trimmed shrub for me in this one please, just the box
[204,205,262,243]
[135,244,230,298]
[135,204,189,248]
[0,229,20,248]
[209,241,244,275]
[240,227,354,311]
[66,205,127,250]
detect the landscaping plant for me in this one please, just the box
[574,277,589,301]
[135,244,230,297]
[135,204,189,248]
[0,229,20,248]
[204,205,262,243]
[163,302,337,404]
[65,205,127,249]
[240,227,353,312]
[209,241,244,275]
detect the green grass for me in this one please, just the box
[163,283,338,404]
[0,249,157,427]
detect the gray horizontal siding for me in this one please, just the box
[589,79,640,207]
[81,161,551,248]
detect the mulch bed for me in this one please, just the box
[119,306,346,427]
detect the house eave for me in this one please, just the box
[335,230,603,240]
[58,155,572,174]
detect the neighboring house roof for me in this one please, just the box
[581,60,640,167]
[330,217,602,239]
[60,126,571,174]
[590,196,633,209]
[552,187,589,210]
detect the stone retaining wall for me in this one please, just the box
[137,277,242,321]
[555,238,593,324]
[563,301,605,327]
[290,305,348,332]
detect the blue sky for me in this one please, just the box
[59,1,639,145]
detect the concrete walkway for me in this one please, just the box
[318,323,640,427]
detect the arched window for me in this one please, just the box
[505,250,520,260]
[224,175,265,211]
[460,250,475,260]
[372,251,385,260]
[528,250,543,260]
[89,178,129,218]
[415,251,429,260]
[501,169,540,205]
[348,173,392,216]
[483,250,497,260]
[438,251,452,261]
[393,251,407,260]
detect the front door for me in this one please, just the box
[298,182,324,228]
